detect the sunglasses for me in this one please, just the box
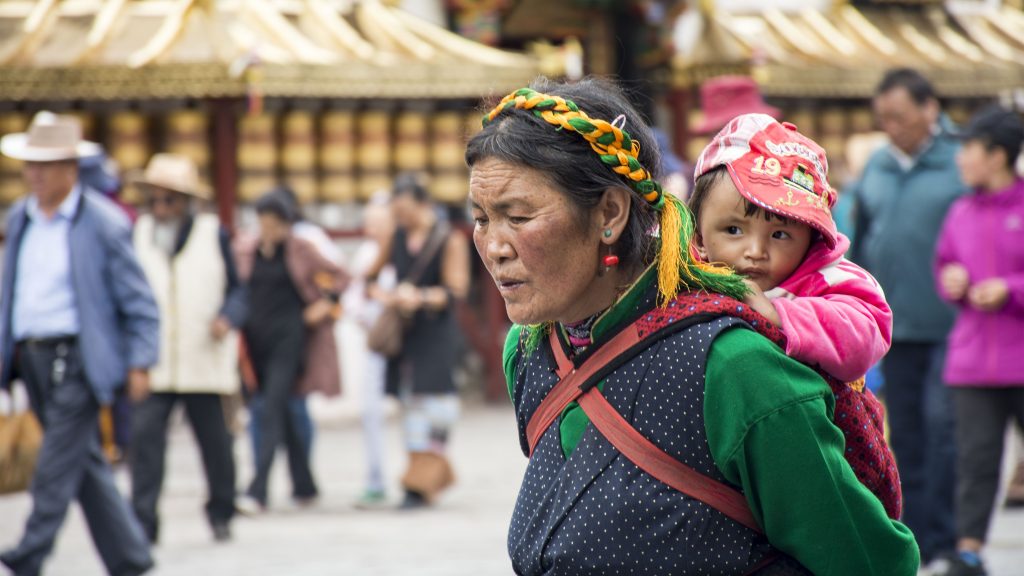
[147,195,180,207]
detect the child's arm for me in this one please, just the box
[934,205,970,305]
[770,262,892,382]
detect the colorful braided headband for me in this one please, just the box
[483,87,666,210]
[481,87,747,308]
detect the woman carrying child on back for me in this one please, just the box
[689,114,902,518]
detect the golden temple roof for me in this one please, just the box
[672,2,1024,98]
[0,0,547,101]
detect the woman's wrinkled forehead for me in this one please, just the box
[469,158,559,209]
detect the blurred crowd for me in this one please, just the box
[0,65,1022,576]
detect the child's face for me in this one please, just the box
[694,177,814,292]
[956,139,1008,190]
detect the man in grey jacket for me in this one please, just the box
[851,68,966,569]
[0,113,158,576]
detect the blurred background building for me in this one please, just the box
[1,0,1023,401]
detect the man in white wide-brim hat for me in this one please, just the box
[0,112,157,576]
[128,153,245,544]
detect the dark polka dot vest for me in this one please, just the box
[508,311,796,575]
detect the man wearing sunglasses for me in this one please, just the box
[128,153,247,544]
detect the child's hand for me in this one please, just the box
[940,263,970,300]
[968,277,1009,312]
[742,279,781,326]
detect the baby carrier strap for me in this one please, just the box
[525,293,769,534]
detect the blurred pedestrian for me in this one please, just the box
[245,187,337,495]
[0,112,157,575]
[933,105,1024,576]
[235,189,346,512]
[346,196,396,506]
[129,153,246,543]
[369,173,470,510]
[468,79,917,575]
[850,68,966,567]
[692,75,781,136]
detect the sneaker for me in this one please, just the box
[397,490,429,510]
[235,495,265,516]
[211,521,231,543]
[937,552,987,576]
[354,489,388,510]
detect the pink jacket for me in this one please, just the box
[934,179,1024,386]
[765,234,893,382]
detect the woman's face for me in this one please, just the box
[469,158,604,325]
[258,213,291,245]
[392,193,421,230]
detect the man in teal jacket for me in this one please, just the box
[850,68,966,570]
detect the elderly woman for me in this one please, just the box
[466,78,919,575]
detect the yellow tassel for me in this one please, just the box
[657,198,684,305]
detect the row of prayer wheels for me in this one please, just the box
[0,107,485,206]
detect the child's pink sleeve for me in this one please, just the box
[772,263,893,382]
[933,207,966,305]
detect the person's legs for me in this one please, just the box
[248,393,264,464]
[247,352,301,506]
[288,396,313,459]
[129,393,177,543]
[182,394,236,539]
[1006,390,1024,508]
[361,352,388,496]
[2,343,151,576]
[78,434,153,575]
[881,343,933,558]
[953,387,1009,545]
[283,397,318,500]
[923,343,958,558]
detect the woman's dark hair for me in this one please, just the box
[876,68,936,105]
[392,171,431,203]
[465,77,660,269]
[255,188,297,224]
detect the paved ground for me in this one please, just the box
[2,403,1022,576]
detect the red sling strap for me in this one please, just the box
[576,388,763,534]
[522,312,766,536]
[524,326,643,456]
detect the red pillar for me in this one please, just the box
[210,98,240,230]
[668,87,693,161]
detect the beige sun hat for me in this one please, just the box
[0,111,102,162]
[132,153,211,200]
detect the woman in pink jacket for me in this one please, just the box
[689,114,900,518]
[934,105,1024,576]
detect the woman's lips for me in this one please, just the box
[495,278,525,294]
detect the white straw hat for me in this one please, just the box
[131,153,211,200]
[0,111,101,162]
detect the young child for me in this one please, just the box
[689,113,900,518]
[934,105,1024,576]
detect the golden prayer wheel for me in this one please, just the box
[69,111,98,143]
[0,113,28,204]
[166,110,211,188]
[430,111,468,203]
[357,109,392,201]
[787,110,817,142]
[281,110,317,204]
[464,110,483,142]
[849,108,875,135]
[394,110,429,172]
[946,103,973,128]
[819,107,847,137]
[687,136,711,165]
[319,110,357,203]
[108,111,150,205]
[237,114,277,203]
